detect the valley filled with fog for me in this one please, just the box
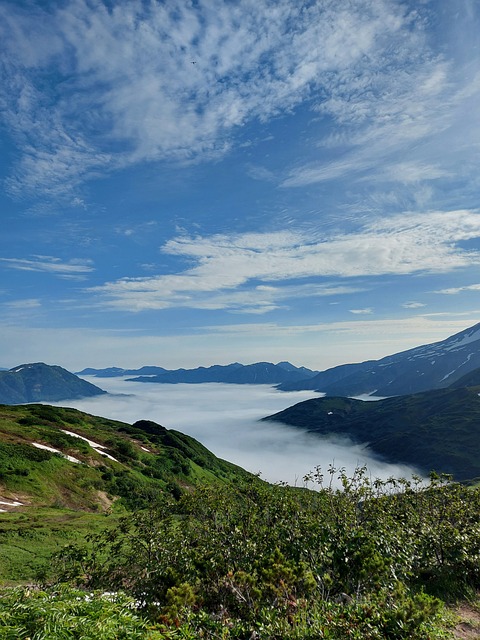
[52,378,421,486]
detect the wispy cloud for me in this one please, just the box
[0,0,433,197]
[282,36,480,203]
[0,255,94,278]
[435,284,480,295]
[0,315,477,373]
[4,299,41,309]
[402,301,426,309]
[349,308,373,315]
[89,210,480,312]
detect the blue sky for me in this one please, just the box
[2,0,480,371]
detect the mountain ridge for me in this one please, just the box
[77,361,318,385]
[278,321,480,396]
[0,402,254,513]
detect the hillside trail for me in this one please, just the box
[452,601,480,639]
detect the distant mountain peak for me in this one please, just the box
[278,321,480,397]
[0,363,106,404]
[77,361,318,385]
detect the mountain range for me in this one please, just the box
[4,322,480,483]
[78,361,318,385]
[278,321,480,396]
[0,363,106,405]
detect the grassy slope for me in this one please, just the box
[0,403,254,584]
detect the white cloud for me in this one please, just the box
[349,308,373,315]
[402,301,426,309]
[0,256,94,278]
[435,283,480,295]
[0,314,477,373]
[4,299,41,309]
[0,0,433,197]
[89,210,480,312]
[53,379,423,485]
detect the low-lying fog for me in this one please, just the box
[53,378,421,487]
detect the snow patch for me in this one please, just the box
[32,442,81,464]
[440,369,457,382]
[61,430,119,462]
[444,331,480,350]
[0,499,23,507]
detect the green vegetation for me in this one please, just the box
[0,587,167,639]
[0,509,114,584]
[264,386,480,481]
[1,402,480,638]
[0,403,252,584]
[5,468,472,639]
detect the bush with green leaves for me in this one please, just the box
[44,467,480,637]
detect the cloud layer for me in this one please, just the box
[0,0,438,197]
[90,210,480,312]
[0,255,94,278]
[54,378,421,486]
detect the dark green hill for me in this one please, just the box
[0,363,106,404]
[263,386,480,481]
[448,365,480,388]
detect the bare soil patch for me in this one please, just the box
[452,602,480,639]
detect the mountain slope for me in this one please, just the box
[263,385,480,481]
[448,365,480,389]
[0,363,106,404]
[279,321,480,397]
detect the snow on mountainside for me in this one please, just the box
[279,322,480,397]
[0,363,106,404]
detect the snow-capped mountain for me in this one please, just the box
[279,322,480,397]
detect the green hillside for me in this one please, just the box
[2,403,480,638]
[263,386,480,481]
[0,403,253,583]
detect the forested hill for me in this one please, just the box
[263,385,480,481]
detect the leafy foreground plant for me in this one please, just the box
[0,586,169,639]
[34,467,478,638]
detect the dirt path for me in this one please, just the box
[452,602,480,639]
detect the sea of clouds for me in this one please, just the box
[52,378,421,487]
